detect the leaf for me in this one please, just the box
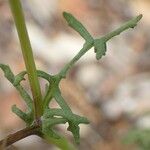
[16,85,33,111]
[68,122,80,144]
[0,64,15,83]
[104,14,142,41]
[93,14,143,60]
[13,71,26,86]
[54,89,72,112]
[0,65,33,116]
[12,105,32,125]
[37,70,52,83]
[63,12,93,42]
[13,70,52,84]
[94,38,107,60]
[13,70,53,112]
[67,114,89,144]
[42,117,67,139]
[43,108,89,144]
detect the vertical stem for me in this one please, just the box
[9,0,43,120]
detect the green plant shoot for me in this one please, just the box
[0,0,142,149]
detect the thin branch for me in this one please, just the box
[104,14,142,41]
[59,42,93,78]
[0,125,40,148]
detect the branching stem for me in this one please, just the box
[0,125,40,148]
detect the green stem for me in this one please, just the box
[59,41,93,78]
[43,87,53,109]
[104,14,143,41]
[9,0,43,120]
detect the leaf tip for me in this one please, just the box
[96,53,106,60]
[63,11,70,20]
[137,14,143,21]
[62,11,66,17]
[130,14,143,29]
[11,104,17,111]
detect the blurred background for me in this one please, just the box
[0,0,150,149]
